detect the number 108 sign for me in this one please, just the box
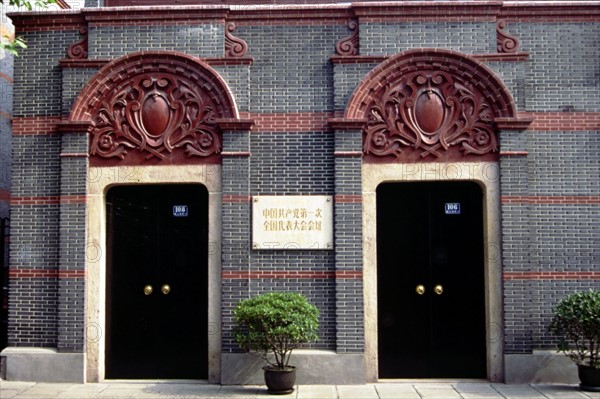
[444,203,461,215]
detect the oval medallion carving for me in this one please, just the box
[415,91,444,134]
[90,73,222,162]
[142,94,170,137]
[363,70,498,159]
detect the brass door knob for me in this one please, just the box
[434,285,443,295]
[161,284,171,295]
[416,284,425,295]
[143,285,153,295]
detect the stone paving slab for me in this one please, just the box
[2,380,600,399]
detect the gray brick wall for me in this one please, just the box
[511,23,600,112]
[214,66,251,113]
[250,132,334,195]
[62,67,99,116]
[88,25,224,59]
[359,22,496,56]
[236,25,345,113]
[8,278,58,347]
[13,30,80,117]
[528,131,600,196]
[333,63,379,114]
[487,61,526,111]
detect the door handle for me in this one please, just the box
[143,285,153,295]
[415,285,425,295]
[434,284,443,295]
[161,284,171,295]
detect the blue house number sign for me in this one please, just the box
[444,203,461,215]
[173,205,189,217]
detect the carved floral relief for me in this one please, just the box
[90,73,221,163]
[363,70,498,160]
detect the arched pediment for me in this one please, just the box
[343,49,522,162]
[69,51,240,166]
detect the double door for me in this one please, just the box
[106,184,208,379]
[377,181,486,378]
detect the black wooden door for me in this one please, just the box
[377,181,486,378]
[106,184,208,379]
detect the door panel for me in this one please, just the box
[106,184,208,379]
[377,181,486,378]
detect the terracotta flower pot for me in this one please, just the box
[263,365,296,395]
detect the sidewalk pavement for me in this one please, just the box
[1,380,600,399]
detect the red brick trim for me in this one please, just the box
[472,52,529,62]
[335,195,362,203]
[499,3,600,23]
[222,270,362,279]
[83,7,229,27]
[522,112,600,131]
[250,112,332,132]
[336,270,363,279]
[12,116,61,135]
[223,194,251,203]
[216,118,255,131]
[501,196,600,205]
[11,195,87,205]
[504,271,600,281]
[0,72,14,84]
[56,120,93,133]
[8,269,85,278]
[328,118,368,130]
[0,189,10,203]
[330,55,388,65]
[9,12,85,32]
[228,6,353,26]
[353,2,503,22]
[496,117,534,130]
[59,59,110,69]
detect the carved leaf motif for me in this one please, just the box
[363,71,498,159]
[497,20,521,53]
[67,28,88,60]
[90,73,221,161]
[335,20,359,56]
[225,22,248,58]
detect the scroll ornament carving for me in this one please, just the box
[363,71,498,159]
[496,20,521,53]
[67,28,88,59]
[90,73,221,161]
[225,22,248,57]
[335,20,359,56]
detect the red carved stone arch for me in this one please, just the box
[342,49,529,162]
[69,51,245,166]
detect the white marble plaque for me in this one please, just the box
[252,196,333,250]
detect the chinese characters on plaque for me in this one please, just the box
[252,196,333,250]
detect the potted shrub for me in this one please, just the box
[549,289,600,392]
[233,291,319,395]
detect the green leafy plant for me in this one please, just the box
[1,0,57,56]
[233,292,319,370]
[549,289,600,369]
